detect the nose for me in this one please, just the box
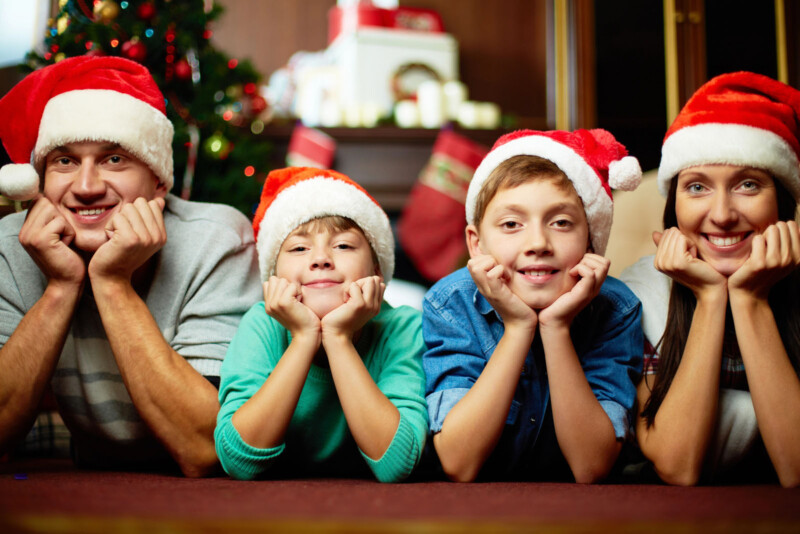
[310,248,333,270]
[709,191,738,227]
[72,159,106,201]
[524,224,552,256]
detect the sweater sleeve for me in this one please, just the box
[214,303,288,480]
[358,305,429,482]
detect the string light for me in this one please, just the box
[244,166,255,177]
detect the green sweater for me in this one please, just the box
[215,301,428,482]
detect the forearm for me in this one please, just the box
[540,326,620,483]
[326,334,400,460]
[639,295,727,485]
[0,282,80,453]
[731,293,800,487]
[231,334,317,450]
[92,277,220,477]
[434,326,534,482]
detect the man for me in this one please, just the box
[0,56,262,477]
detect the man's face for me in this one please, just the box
[467,179,590,309]
[43,141,166,252]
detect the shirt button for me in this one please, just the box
[521,365,528,374]
[529,417,536,424]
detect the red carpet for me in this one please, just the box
[1,458,799,533]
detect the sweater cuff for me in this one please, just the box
[214,419,285,480]
[361,415,420,483]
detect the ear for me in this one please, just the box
[465,224,483,258]
[154,179,168,199]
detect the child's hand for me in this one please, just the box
[468,254,536,331]
[320,275,384,342]
[653,228,726,300]
[538,253,608,330]
[728,221,800,300]
[263,275,321,343]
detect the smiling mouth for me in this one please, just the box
[705,233,748,247]
[72,207,110,216]
[520,269,557,276]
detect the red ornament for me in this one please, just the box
[250,95,267,114]
[121,39,147,62]
[136,2,157,21]
[174,58,192,80]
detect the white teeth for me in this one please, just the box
[77,208,106,216]
[708,235,743,246]
[526,270,551,276]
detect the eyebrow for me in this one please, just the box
[50,143,122,154]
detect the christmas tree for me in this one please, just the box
[25,0,271,216]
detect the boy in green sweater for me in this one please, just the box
[215,167,428,482]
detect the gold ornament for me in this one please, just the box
[94,1,121,23]
[56,15,69,35]
[54,53,66,63]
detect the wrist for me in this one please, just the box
[89,275,134,302]
[321,329,354,351]
[695,285,728,308]
[43,278,83,305]
[729,288,769,311]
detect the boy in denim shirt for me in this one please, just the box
[423,130,643,482]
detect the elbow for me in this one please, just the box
[176,446,220,478]
[777,467,800,489]
[652,459,702,487]
[572,466,611,485]
[442,463,480,483]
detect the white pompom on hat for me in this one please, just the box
[252,167,395,282]
[658,71,800,200]
[465,128,642,256]
[0,56,174,201]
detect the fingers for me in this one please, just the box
[107,197,166,247]
[652,231,663,247]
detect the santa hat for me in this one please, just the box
[465,128,641,255]
[0,56,174,201]
[252,167,395,282]
[659,71,800,200]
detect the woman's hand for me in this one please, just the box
[653,228,727,300]
[728,221,800,300]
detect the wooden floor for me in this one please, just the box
[1,459,799,534]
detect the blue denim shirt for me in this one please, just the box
[422,267,643,479]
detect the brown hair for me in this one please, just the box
[472,155,575,228]
[287,215,379,268]
[641,176,800,426]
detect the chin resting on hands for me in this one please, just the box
[321,275,385,341]
[467,254,536,329]
[88,197,167,281]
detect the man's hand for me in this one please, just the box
[538,253,608,330]
[263,275,321,344]
[653,228,726,300]
[728,221,800,300]
[88,197,166,282]
[321,275,384,342]
[467,254,537,331]
[18,196,85,286]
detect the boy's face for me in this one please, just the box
[43,140,166,252]
[275,225,378,318]
[467,179,589,310]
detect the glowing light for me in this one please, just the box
[203,30,213,39]
[145,28,154,38]
[213,91,224,102]
[227,59,238,69]
[85,41,93,50]
[166,32,175,43]
[110,39,119,47]
[222,110,233,121]
[120,1,128,8]
[244,166,255,177]
[244,83,256,95]
[250,120,264,134]
[209,139,222,152]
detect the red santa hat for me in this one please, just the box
[0,56,174,201]
[252,167,395,282]
[659,71,800,200]
[465,128,642,255]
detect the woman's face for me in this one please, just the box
[675,164,779,276]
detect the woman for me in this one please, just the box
[621,72,800,487]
